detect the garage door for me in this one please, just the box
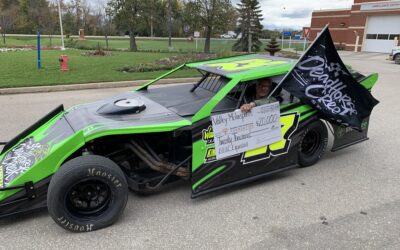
[363,15,400,53]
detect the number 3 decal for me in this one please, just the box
[241,112,299,164]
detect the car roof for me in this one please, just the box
[186,54,296,81]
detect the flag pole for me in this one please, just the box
[268,24,330,99]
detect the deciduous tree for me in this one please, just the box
[108,0,145,51]
[187,0,236,53]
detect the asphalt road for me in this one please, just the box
[0,52,399,250]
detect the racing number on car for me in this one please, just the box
[241,112,299,164]
[206,59,286,71]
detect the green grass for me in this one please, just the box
[1,36,236,52]
[0,36,309,88]
[1,36,309,52]
[0,50,200,88]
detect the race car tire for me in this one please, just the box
[47,155,128,232]
[298,120,328,168]
[395,54,400,65]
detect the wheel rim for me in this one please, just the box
[301,130,321,156]
[65,179,111,217]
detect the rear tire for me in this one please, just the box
[298,120,328,167]
[47,155,128,232]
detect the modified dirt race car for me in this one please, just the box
[0,54,378,232]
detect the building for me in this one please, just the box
[309,0,400,53]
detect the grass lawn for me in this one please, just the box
[2,36,236,52]
[0,49,200,88]
[1,36,309,52]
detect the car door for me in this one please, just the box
[191,79,301,198]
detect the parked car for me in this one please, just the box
[220,33,234,39]
[390,46,400,64]
[0,54,378,232]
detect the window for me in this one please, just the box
[239,74,301,107]
[377,34,389,40]
[193,73,228,93]
[366,34,377,39]
[389,34,399,40]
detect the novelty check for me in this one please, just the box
[211,102,282,160]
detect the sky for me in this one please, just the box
[240,0,354,30]
[81,0,354,30]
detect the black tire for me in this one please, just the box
[47,155,128,232]
[298,120,328,168]
[395,55,400,65]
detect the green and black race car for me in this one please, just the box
[0,54,378,232]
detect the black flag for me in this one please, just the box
[279,26,379,129]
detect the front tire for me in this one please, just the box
[298,120,328,167]
[47,155,128,232]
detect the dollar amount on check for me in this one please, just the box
[211,102,282,160]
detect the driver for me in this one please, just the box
[240,77,277,112]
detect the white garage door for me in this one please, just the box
[363,15,400,53]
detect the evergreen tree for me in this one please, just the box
[265,37,281,56]
[233,0,263,52]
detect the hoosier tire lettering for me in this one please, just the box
[87,168,123,188]
[57,216,94,232]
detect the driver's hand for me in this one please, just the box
[240,102,256,112]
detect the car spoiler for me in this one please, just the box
[1,105,64,155]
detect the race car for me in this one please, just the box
[0,54,378,232]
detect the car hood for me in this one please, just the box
[64,91,191,139]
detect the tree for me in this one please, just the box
[108,0,145,51]
[233,0,263,52]
[19,0,50,32]
[265,37,280,56]
[188,0,236,53]
[43,3,59,47]
[0,12,12,44]
[181,1,202,35]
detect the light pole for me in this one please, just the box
[57,0,65,50]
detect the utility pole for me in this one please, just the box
[57,0,65,50]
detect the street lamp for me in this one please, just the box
[57,0,65,50]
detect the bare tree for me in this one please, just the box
[0,7,16,45]
[43,3,59,47]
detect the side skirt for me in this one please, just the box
[0,177,50,219]
[191,164,298,199]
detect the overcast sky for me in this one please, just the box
[240,0,353,29]
[79,0,354,30]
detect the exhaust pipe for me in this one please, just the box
[125,140,189,177]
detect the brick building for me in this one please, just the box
[309,0,400,53]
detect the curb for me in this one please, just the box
[0,77,201,95]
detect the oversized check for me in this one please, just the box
[211,102,282,160]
